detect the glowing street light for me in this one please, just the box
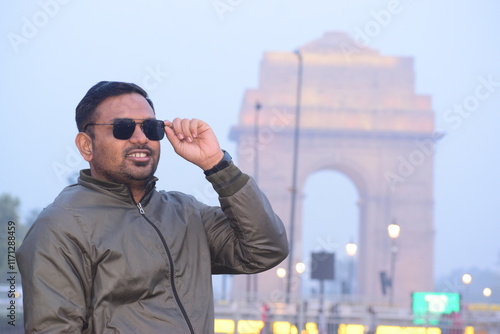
[483,288,492,297]
[345,241,357,295]
[388,222,401,239]
[277,268,287,279]
[388,221,400,306]
[295,262,306,275]
[346,242,358,257]
[462,274,472,285]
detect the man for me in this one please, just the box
[17,81,288,333]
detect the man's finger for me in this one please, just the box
[180,118,194,142]
[163,121,181,148]
[170,118,185,140]
[189,119,201,138]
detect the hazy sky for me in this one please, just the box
[1,0,499,288]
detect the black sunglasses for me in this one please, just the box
[84,118,165,141]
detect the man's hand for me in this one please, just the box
[164,118,224,171]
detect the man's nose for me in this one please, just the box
[129,123,149,143]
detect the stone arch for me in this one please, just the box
[229,31,436,306]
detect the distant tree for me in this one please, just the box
[0,193,20,223]
[0,193,21,275]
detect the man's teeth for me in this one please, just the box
[128,153,147,158]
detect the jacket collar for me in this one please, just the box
[78,169,158,206]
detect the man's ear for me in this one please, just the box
[75,132,93,162]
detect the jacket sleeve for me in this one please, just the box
[16,206,92,333]
[204,162,289,274]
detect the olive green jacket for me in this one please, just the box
[17,164,288,333]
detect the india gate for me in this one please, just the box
[229,31,436,307]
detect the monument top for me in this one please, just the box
[235,31,434,134]
[300,31,378,56]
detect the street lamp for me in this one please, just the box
[388,222,401,239]
[462,273,472,303]
[295,262,306,275]
[346,242,358,257]
[253,101,262,184]
[345,241,357,296]
[285,49,303,304]
[277,268,287,279]
[295,262,306,332]
[388,221,400,306]
[247,101,262,303]
[483,288,492,298]
[277,267,287,303]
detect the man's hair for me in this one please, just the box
[75,81,155,133]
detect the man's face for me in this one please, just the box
[87,93,161,187]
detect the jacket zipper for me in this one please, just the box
[137,202,195,334]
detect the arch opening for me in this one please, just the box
[300,169,360,299]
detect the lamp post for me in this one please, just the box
[285,49,303,304]
[253,101,262,184]
[345,241,358,296]
[387,221,400,306]
[462,273,472,304]
[247,101,262,303]
[277,267,287,303]
[295,262,306,333]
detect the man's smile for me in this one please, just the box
[126,149,153,162]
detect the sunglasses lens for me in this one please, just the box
[143,120,165,141]
[113,119,136,140]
